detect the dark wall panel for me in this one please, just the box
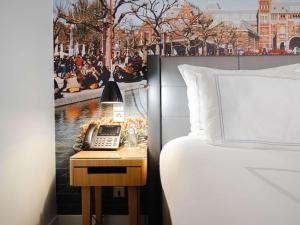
[147,55,163,225]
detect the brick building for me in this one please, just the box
[258,0,300,51]
[138,0,260,55]
[136,0,300,55]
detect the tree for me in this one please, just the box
[124,22,141,52]
[171,10,203,56]
[130,0,179,55]
[194,14,219,56]
[53,17,61,46]
[54,0,106,54]
[56,0,139,34]
[53,17,65,48]
[55,0,139,61]
[224,26,240,55]
[212,22,227,55]
[56,0,106,34]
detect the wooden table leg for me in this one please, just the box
[95,187,102,225]
[82,187,91,225]
[128,186,140,225]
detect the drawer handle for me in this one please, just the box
[88,167,127,174]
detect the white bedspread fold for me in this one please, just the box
[160,136,300,225]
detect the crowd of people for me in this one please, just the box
[54,50,147,99]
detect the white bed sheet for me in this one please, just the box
[160,136,300,225]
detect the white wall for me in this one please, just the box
[0,0,56,225]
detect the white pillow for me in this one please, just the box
[196,71,300,150]
[178,63,300,136]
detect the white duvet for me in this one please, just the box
[160,136,300,225]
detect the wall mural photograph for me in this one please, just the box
[53,0,300,215]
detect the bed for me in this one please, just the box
[161,136,300,225]
[147,55,300,225]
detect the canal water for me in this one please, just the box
[55,89,147,214]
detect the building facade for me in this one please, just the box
[258,0,300,51]
[137,0,300,55]
[137,1,261,55]
[204,1,259,54]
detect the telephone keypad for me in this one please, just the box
[91,136,120,149]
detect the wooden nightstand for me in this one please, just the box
[70,145,147,225]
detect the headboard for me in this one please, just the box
[146,55,300,225]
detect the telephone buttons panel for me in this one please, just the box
[91,136,120,149]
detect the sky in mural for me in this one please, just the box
[54,0,256,9]
[54,0,299,11]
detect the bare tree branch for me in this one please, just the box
[194,14,220,55]
[56,0,105,33]
[224,26,240,55]
[130,0,179,52]
[170,9,203,55]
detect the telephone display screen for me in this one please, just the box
[97,125,121,136]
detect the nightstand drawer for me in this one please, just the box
[72,166,143,186]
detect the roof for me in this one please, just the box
[271,1,300,13]
[164,0,201,18]
[203,1,257,22]
[238,20,258,35]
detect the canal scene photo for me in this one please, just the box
[53,0,300,215]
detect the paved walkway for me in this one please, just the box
[54,77,147,107]
[55,88,103,107]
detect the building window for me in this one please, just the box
[260,14,272,23]
[144,32,150,44]
[264,15,269,22]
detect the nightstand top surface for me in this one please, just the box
[71,144,147,160]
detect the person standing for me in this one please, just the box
[54,56,60,77]
[59,56,67,78]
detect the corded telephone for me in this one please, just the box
[82,124,121,150]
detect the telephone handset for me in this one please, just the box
[82,124,121,150]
